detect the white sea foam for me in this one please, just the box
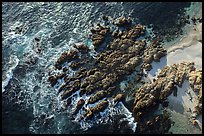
[73,96,137,132]
[118,102,137,132]
[1,2,170,134]
[2,55,19,93]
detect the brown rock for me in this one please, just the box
[113,93,125,103]
[144,55,154,64]
[143,63,152,71]
[113,16,132,27]
[88,90,107,104]
[70,61,82,70]
[85,100,109,120]
[55,50,79,70]
[154,51,166,62]
[73,99,85,115]
[73,42,90,53]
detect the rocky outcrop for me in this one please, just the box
[133,62,202,121]
[90,24,110,50]
[88,90,107,104]
[85,100,109,120]
[32,37,43,54]
[113,16,132,27]
[142,41,166,71]
[121,24,145,40]
[55,50,79,70]
[61,79,80,100]
[73,99,85,115]
[102,15,109,21]
[69,61,81,70]
[48,15,177,129]
[113,93,125,103]
[188,70,202,116]
[73,42,90,53]
[48,73,66,87]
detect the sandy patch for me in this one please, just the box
[145,21,202,132]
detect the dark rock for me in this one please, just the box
[34,37,40,42]
[48,73,65,87]
[85,100,109,120]
[66,97,72,107]
[73,99,85,115]
[137,113,171,134]
[70,61,82,70]
[88,90,107,104]
[73,42,90,53]
[55,50,79,70]
[144,55,154,64]
[172,85,177,97]
[113,16,132,27]
[162,100,169,107]
[191,17,197,24]
[102,15,109,20]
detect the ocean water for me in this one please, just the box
[2,2,199,134]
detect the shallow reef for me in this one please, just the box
[48,16,202,133]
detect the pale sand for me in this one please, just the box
[167,42,202,69]
[167,80,197,114]
[167,80,202,130]
[144,21,202,78]
[144,21,202,131]
[167,22,202,69]
[167,21,202,130]
[142,3,202,133]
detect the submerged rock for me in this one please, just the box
[137,110,171,134]
[48,73,65,87]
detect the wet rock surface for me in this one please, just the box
[48,16,201,133]
[48,17,156,121]
[113,16,132,28]
[73,42,90,53]
[133,62,202,123]
[54,50,79,70]
[84,100,109,120]
[90,23,110,50]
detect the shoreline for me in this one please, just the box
[145,10,202,133]
[166,20,202,130]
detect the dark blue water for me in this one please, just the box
[2,2,193,134]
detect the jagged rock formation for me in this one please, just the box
[47,16,182,133]
[133,62,202,122]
